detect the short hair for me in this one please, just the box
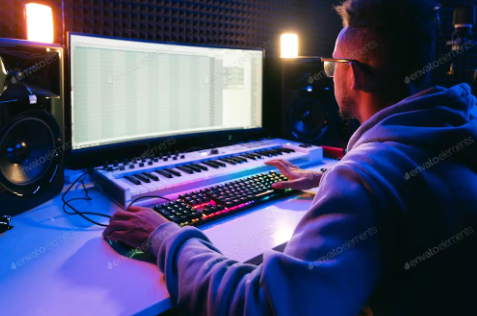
[334,0,438,97]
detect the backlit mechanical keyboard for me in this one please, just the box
[93,138,322,209]
[153,171,297,227]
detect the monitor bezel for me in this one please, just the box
[65,32,265,168]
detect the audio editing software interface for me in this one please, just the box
[69,34,263,150]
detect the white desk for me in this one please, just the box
[0,159,337,316]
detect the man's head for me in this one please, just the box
[332,0,438,122]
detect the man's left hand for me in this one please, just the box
[103,206,169,250]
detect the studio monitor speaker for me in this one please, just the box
[0,38,64,216]
[274,58,359,147]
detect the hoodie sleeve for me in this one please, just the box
[148,164,383,316]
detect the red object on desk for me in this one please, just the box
[321,146,347,160]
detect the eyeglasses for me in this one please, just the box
[321,58,354,78]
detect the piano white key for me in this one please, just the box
[116,178,140,198]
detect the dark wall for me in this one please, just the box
[0,0,342,58]
[1,0,475,87]
[1,0,474,98]
[432,1,477,91]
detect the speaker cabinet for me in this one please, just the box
[0,38,64,216]
[273,58,359,147]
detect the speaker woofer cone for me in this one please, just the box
[0,111,62,197]
[288,96,329,142]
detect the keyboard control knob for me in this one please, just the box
[210,149,219,155]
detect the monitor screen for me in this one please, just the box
[69,34,263,151]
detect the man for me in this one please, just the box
[103,0,477,315]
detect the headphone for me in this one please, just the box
[0,215,13,234]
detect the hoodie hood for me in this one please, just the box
[348,83,477,164]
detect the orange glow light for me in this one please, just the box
[25,3,54,43]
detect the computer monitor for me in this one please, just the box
[68,33,264,152]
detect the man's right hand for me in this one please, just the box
[264,159,323,190]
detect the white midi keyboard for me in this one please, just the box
[93,138,323,209]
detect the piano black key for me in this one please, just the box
[156,170,173,179]
[226,157,240,164]
[164,168,182,177]
[143,172,159,181]
[220,158,236,165]
[233,156,247,163]
[239,158,247,163]
[177,166,194,174]
[211,160,227,167]
[202,161,220,169]
[248,153,263,159]
[228,157,242,164]
[191,163,208,171]
[281,148,295,153]
[125,175,141,185]
[134,174,151,183]
[186,165,202,172]
[269,149,283,155]
[276,148,292,154]
[265,150,279,156]
[259,151,274,157]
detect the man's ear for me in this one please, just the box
[349,61,366,91]
[349,61,380,92]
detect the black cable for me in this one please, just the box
[62,169,111,227]
[62,169,173,227]
[126,195,172,209]
[62,173,92,215]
